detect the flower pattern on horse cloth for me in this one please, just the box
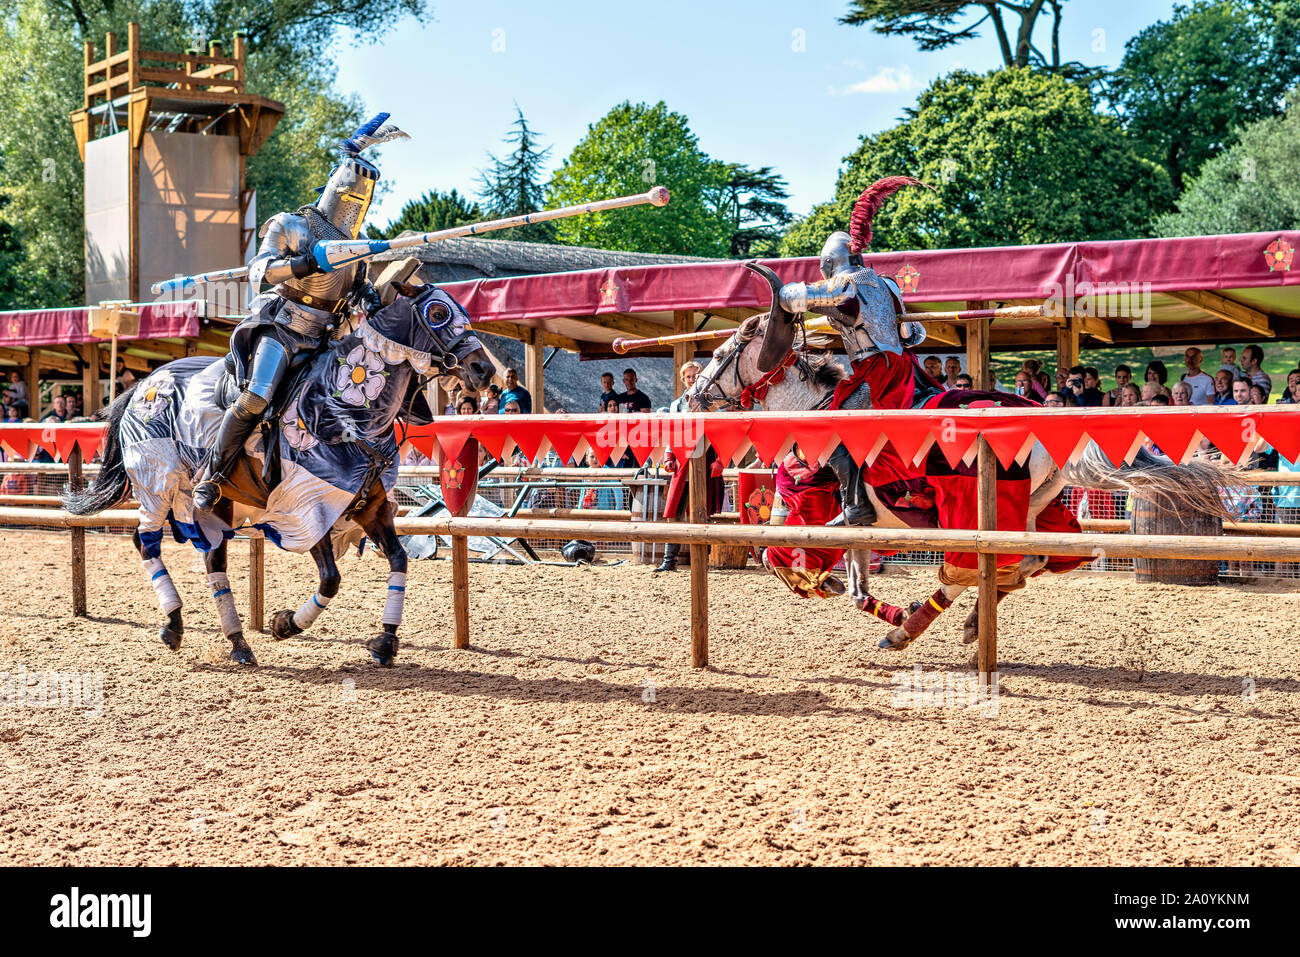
[281,387,318,452]
[131,370,176,423]
[334,345,388,407]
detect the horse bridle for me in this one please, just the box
[692,320,831,411]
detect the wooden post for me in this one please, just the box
[965,302,990,389]
[524,328,545,413]
[688,435,709,668]
[68,444,87,617]
[248,535,264,633]
[1055,315,1080,380]
[24,352,39,418]
[672,310,694,386]
[80,343,101,415]
[452,535,470,649]
[975,437,998,679]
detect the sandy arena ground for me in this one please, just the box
[1,528,1298,866]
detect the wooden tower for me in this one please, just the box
[70,23,285,309]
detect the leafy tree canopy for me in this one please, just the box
[545,101,732,256]
[0,0,426,307]
[1154,87,1300,236]
[781,69,1172,255]
[476,105,555,243]
[378,188,482,239]
[1109,0,1300,192]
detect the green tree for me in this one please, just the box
[711,163,792,258]
[545,101,731,256]
[1110,0,1300,192]
[781,69,1173,255]
[1153,88,1300,236]
[840,0,1075,71]
[378,189,481,239]
[0,0,426,308]
[476,105,555,243]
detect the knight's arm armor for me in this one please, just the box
[247,212,321,287]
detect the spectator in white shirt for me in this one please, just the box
[1179,347,1215,405]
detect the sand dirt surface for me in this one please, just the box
[1,530,1298,866]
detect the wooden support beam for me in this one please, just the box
[474,321,583,354]
[975,438,997,680]
[580,313,671,341]
[24,353,40,417]
[1078,314,1115,344]
[524,328,545,413]
[688,437,709,669]
[921,321,963,347]
[1165,289,1274,338]
[1055,316,1080,375]
[80,343,102,415]
[69,445,87,617]
[965,303,991,390]
[248,536,264,633]
[672,310,694,392]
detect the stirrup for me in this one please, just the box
[193,479,223,512]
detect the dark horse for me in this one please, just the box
[64,282,493,666]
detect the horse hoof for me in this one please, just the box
[271,609,302,641]
[365,633,398,667]
[822,576,846,595]
[879,627,915,651]
[159,625,183,651]
[962,626,979,645]
[229,635,258,666]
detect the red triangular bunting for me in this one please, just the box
[745,420,789,466]
[701,417,750,467]
[73,431,105,463]
[1255,411,1300,463]
[1085,417,1142,467]
[1194,412,1250,463]
[473,425,510,463]
[433,421,474,463]
[1136,412,1202,464]
[509,424,547,463]
[880,416,934,469]
[931,419,981,470]
[981,419,1035,470]
[546,425,585,466]
[1031,427,1089,468]
[53,429,81,463]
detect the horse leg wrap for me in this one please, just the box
[382,572,407,627]
[143,558,182,615]
[900,588,954,638]
[860,595,907,627]
[292,590,332,630]
[207,572,242,637]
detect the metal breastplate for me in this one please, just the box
[272,205,359,311]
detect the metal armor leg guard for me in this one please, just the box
[194,336,289,512]
[826,442,876,526]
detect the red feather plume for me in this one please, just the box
[847,176,932,253]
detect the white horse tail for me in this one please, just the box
[62,386,136,515]
[1059,441,1244,519]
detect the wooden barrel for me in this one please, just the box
[709,543,750,568]
[1131,496,1222,585]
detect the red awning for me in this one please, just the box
[439,231,1300,325]
[0,302,200,349]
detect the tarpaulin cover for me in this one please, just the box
[0,301,199,349]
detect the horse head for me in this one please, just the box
[686,313,844,413]
[379,281,495,395]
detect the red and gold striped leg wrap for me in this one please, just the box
[899,588,954,638]
[861,595,907,627]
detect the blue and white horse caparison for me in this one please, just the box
[65,282,493,666]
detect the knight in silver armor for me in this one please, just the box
[193,113,410,512]
[771,178,934,527]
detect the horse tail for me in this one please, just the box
[1059,441,1244,520]
[62,385,136,515]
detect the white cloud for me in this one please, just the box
[830,65,921,96]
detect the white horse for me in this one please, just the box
[686,311,1237,649]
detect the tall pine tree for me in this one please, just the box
[476,105,556,243]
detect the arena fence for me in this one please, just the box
[2,409,1299,675]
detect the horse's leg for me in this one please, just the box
[352,486,407,667]
[203,506,256,665]
[880,583,966,650]
[134,527,184,651]
[270,535,340,641]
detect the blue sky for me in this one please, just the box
[334,0,1181,227]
